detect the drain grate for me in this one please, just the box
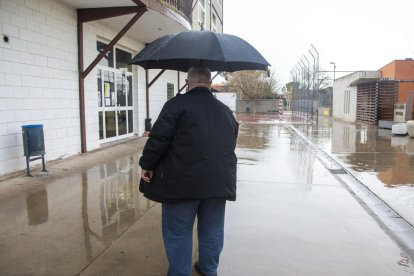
[328,168,347,174]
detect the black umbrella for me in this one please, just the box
[129,30,270,72]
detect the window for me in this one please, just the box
[343,90,351,115]
[198,0,206,30]
[96,41,134,140]
[116,48,132,72]
[97,41,113,67]
[167,83,174,100]
[212,12,217,32]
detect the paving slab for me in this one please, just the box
[219,122,413,275]
[0,115,413,275]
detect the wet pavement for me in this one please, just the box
[295,116,414,227]
[219,114,413,275]
[0,114,413,275]
[0,139,164,275]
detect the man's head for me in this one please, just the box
[186,66,212,91]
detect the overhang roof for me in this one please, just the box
[59,0,191,44]
[349,78,381,86]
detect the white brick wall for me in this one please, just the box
[0,0,79,175]
[0,0,188,175]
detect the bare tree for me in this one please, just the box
[225,70,280,100]
[316,70,331,90]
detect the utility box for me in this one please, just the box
[394,103,406,123]
[22,124,47,176]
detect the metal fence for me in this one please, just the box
[290,45,333,124]
[291,86,320,122]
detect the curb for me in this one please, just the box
[287,124,414,261]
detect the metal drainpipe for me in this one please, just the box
[210,0,212,31]
[145,69,150,131]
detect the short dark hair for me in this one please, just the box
[187,66,211,83]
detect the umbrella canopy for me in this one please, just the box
[129,30,270,72]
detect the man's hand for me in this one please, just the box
[141,169,153,183]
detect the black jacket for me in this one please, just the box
[139,87,239,203]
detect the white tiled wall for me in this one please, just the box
[0,0,186,175]
[0,0,79,174]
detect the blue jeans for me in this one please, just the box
[162,199,226,276]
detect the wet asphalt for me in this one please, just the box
[0,114,413,275]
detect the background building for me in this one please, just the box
[333,59,414,124]
[191,0,223,32]
[333,71,381,122]
[379,59,414,120]
[0,0,224,175]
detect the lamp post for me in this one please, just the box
[329,62,336,117]
[330,61,336,83]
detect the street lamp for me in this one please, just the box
[330,61,336,82]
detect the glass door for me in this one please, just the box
[98,69,134,142]
[97,41,134,142]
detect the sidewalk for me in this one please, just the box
[220,117,413,275]
[0,115,413,275]
[295,115,414,229]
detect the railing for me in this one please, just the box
[160,0,193,21]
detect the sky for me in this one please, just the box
[222,0,414,85]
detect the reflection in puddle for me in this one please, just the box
[237,157,258,165]
[292,115,414,227]
[299,118,414,187]
[237,123,274,150]
[236,115,320,189]
[0,153,154,275]
[26,189,48,226]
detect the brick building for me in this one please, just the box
[333,59,414,124]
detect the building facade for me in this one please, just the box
[332,71,381,122]
[379,59,414,119]
[333,60,414,124]
[191,0,223,32]
[0,0,224,175]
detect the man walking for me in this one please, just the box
[139,66,238,276]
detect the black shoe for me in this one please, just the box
[194,261,205,276]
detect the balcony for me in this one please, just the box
[160,0,193,22]
[60,0,193,43]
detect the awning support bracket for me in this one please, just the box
[77,3,147,153]
[145,69,167,131]
[81,6,147,79]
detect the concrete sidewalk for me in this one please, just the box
[0,115,413,275]
[220,121,413,275]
